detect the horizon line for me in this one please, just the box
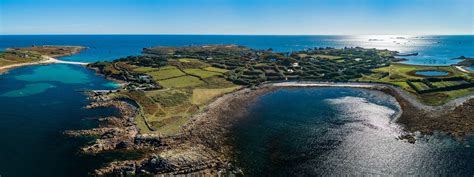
[1,33,473,36]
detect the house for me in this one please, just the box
[287,69,294,73]
[292,62,299,67]
[354,58,362,62]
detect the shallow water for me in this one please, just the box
[0,35,472,176]
[229,88,474,176]
[0,64,119,177]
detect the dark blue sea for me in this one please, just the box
[0,35,473,176]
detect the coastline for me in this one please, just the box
[0,56,89,74]
[72,80,474,175]
[1,46,88,74]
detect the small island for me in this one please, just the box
[0,45,87,74]
[58,45,474,175]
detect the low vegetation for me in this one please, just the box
[90,45,474,135]
[357,63,473,105]
[7,45,86,57]
[0,51,42,67]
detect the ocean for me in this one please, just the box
[0,35,472,176]
[230,88,474,176]
[1,35,473,65]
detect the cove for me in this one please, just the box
[0,64,120,177]
[229,87,474,176]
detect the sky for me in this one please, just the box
[0,0,472,35]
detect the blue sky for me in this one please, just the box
[0,0,472,35]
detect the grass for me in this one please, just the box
[131,75,237,135]
[147,67,186,80]
[356,63,473,105]
[311,54,343,60]
[159,75,204,88]
[0,51,42,67]
[178,58,199,62]
[418,88,474,105]
[191,86,240,105]
[133,66,159,73]
[202,66,228,73]
[146,89,189,107]
[431,81,467,88]
[184,68,222,78]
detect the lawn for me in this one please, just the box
[159,75,204,88]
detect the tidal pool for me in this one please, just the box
[414,70,449,77]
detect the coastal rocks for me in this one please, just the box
[377,86,474,141]
[87,87,272,176]
[80,126,138,154]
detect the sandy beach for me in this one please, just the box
[0,56,88,74]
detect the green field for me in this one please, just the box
[147,67,186,80]
[0,51,42,68]
[184,68,222,78]
[202,66,228,73]
[133,66,159,73]
[191,86,240,105]
[431,81,467,88]
[356,63,474,105]
[159,75,204,88]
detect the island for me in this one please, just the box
[59,45,473,175]
[0,45,87,74]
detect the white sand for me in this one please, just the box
[0,56,88,73]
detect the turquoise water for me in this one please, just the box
[230,88,474,176]
[415,71,449,77]
[1,83,56,97]
[0,35,472,176]
[0,65,119,177]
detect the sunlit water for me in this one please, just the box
[229,88,474,176]
[0,35,472,176]
[1,35,473,66]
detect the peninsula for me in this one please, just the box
[0,45,87,74]
[60,45,473,175]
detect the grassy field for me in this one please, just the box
[202,66,228,73]
[0,51,42,67]
[184,68,222,78]
[356,63,474,105]
[191,86,240,105]
[121,61,238,136]
[159,76,205,88]
[147,67,186,80]
[133,66,159,73]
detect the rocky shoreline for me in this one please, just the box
[65,82,474,176]
[64,87,276,176]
